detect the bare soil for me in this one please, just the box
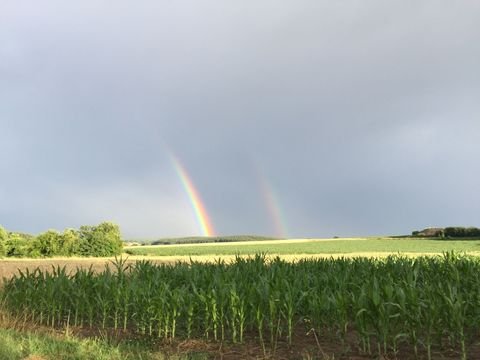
[68,324,480,359]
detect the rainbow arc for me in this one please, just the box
[257,169,289,239]
[170,155,215,237]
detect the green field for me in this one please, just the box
[126,235,281,245]
[125,237,480,257]
[0,328,153,360]
[4,237,480,359]
[4,254,480,359]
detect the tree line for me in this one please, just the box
[412,226,480,238]
[0,222,123,258]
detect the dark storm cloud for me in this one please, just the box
[1,1,480,237]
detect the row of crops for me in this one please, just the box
[2,254,480,359]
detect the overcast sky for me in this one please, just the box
[1,1,479,238]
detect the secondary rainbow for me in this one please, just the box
[170,154,215,237]
[257,170,289,239]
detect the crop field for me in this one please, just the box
[0,257,179,282]
[125,237,480,257]
[2,238,480,359]
[2,254,480,359]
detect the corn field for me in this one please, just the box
[2,253,480,359]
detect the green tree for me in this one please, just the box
[31,230,62,257]
[78,222,123,257]
[6,232,30,257]
[58,228,80,256]
[0,225,8,257]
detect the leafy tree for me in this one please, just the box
[444,227,480,238]
[78,222,123,256]
[1,222,122,258]
[59,228,80,256]
[5,233,31,257]
[0,225,8,257]
[31,230,61,257]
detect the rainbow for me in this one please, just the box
[170,154,215,237]
[257,171,289,239]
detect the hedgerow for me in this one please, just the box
[0,222,122,258]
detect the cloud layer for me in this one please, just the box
[1,1,480,238]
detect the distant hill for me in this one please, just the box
[124,235,283,246]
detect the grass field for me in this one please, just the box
[125,237,480,257]
[0,328,155,360]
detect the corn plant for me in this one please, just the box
[2,253,480,359]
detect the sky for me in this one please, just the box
[1,1,480,239]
